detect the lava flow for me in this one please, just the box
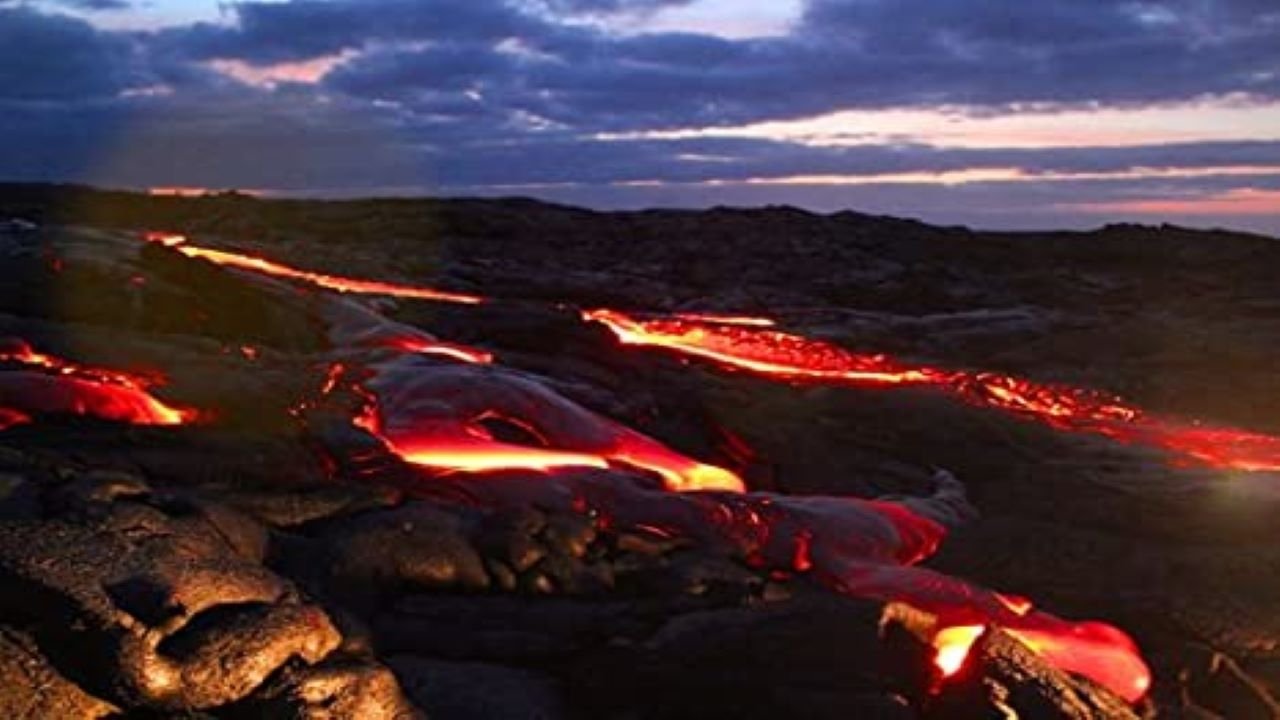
[141,231,1155,702]
[144,233,483,305]
[934,625,985,677]
[356,361,744,493]
[139,233,1280,473]
[0,338,196,427]
[585,309,1280,473]
[342,332,1148,701]
[420,465,1150,702]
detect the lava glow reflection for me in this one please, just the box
[356,362,745,493]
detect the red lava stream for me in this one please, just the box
[0,338,196,428]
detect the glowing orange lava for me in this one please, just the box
[586,309,1280,473]
[376,334,494,365]
[137,233,1159,701]
[356,362,743,493]
[144,233,483,305]
[669,312,777,327]
[585,308,936,384]
[0,339,196,426]
[931,619,1151,702]
[1008,623,1152,701]
[934,625,984,677]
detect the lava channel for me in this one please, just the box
[0,338,196,427]
[144,232,483,305]
[585,308,1280,473]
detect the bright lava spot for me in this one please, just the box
[143,231,187,247]
[377,334,494,365]
[996,592,1035,616]
[934,625,985,678]
[669,312,777,327]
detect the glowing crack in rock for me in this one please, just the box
[585,308,1280,473]
[0,339,196,427]
[668,312,778,327]
[376,334,495,365]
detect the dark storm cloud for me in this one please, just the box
[133,0,1280,132]
[415,137,1280,187]
[532,0,695,14]
[36,0,131,9]
[325,43,516,97]
[786,0,1280,109]
[282,0,1280,137]
[0,6,136,100]
[1,0,1279,233]
[164,0,545,65]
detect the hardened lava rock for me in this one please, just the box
[567,593,924,720]
[229,657,423,719]
[389,655,568,720]
[0,471,417,716]
[0,627,119,719]
[1176,644,1280,719]
[292,491,723,614]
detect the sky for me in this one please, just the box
[1,0,1279,234]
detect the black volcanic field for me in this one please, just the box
[0,183,1278,718]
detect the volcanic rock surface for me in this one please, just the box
[0,184,1279,718]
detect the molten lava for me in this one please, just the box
[426,468,1151,702]
[144,233,483,305]
[934,625,984,677]
[585,309,1280,473]
[376,334,494,365]
[139,233,1280,474]
[357,362,743,493]
[138,232,1157,702]
[669,312,777,327]
[0,339,196,427]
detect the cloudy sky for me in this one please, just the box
[2,0,1279,233]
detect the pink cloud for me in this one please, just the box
[1064,188,1280,216]
[207,51,357,88]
